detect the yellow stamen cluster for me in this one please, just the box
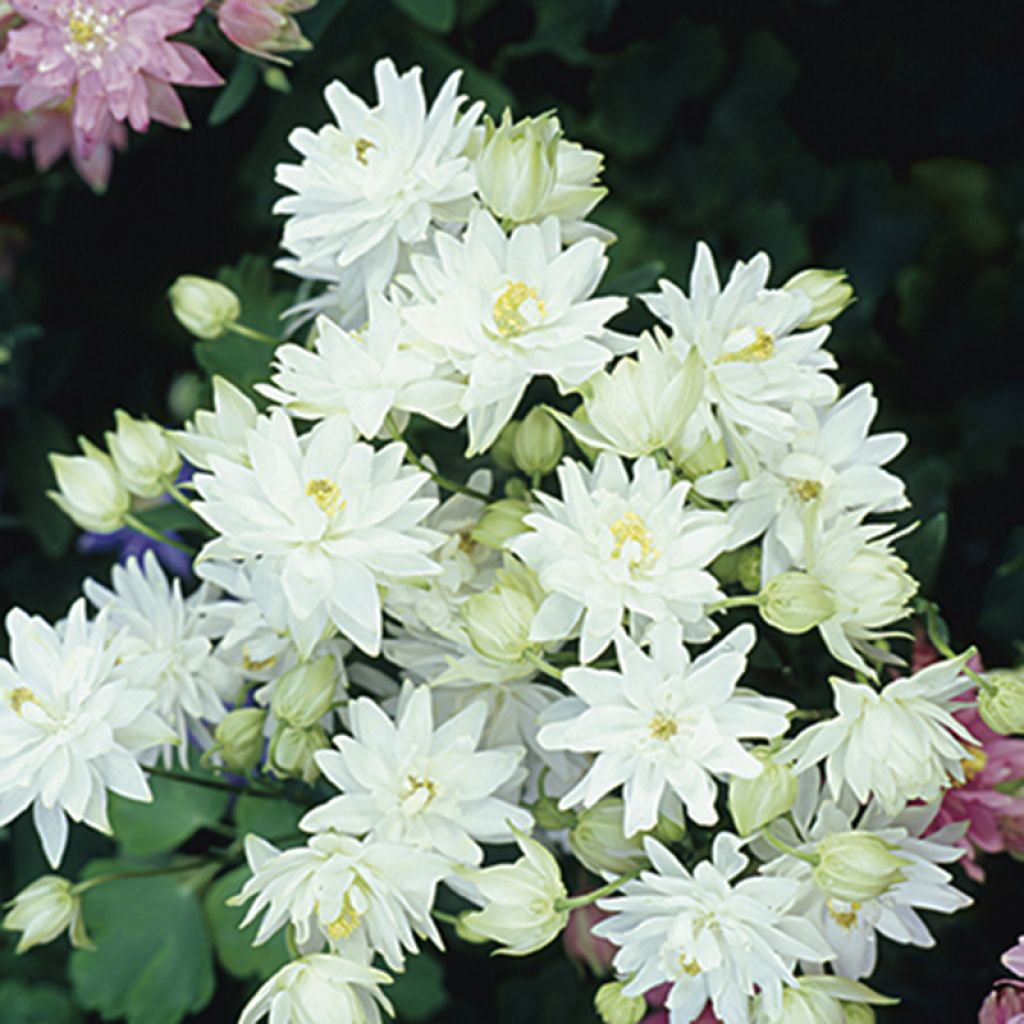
[610,511,660,567]
[678,955,702,977]
[326,895,361,941]
[790,478,823,502]
[7,686,38,715]
[719,328,775,364]
[648,713,679,742]
[492,281,546,338]
[306,478,345,518]
[958,746,988,785]
[404,774,439,805]
[354,138,375,165]
[242,650,277,673]
[827,899,861,929]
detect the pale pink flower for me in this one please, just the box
[1006,938,1024,978]
[0,0,221,158]
[979,981,1024,1024]
[216,0,315,62]
[562,902,616,976]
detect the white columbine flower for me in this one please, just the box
[595,834,834,1024]
[511,454,731,662]
[239,952,392,1024]
[401,209,629,454]
[0,600,174,867]
[275,58,483,289]
[192,411,442,657]
[781,653,978,813]
[172,375,262,471]
[539,622,793,834]
[642,241,837,447]
[301,683,531,865]
[2,875,91,954]
[698,384,909,580]
[231,833,447,970]
[83,551,241,765]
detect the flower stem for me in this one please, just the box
[72,857,221,895]
[762,829,818,865]
[554,868,645,912]
[924,611,994,693]
[123,513,194,554]
[145,764,283,799]
[432,910,462,926]
[707,594,762,613]
[525,650,564,681]
[385,419,492,502]
[226,321,280,345]
[165,481,194,511]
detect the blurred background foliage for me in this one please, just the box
[2,0,1024,1020]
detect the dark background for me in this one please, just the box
[2,0,1024,1020]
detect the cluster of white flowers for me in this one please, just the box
[10,56,1008,1024]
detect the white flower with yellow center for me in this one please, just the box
[595,834,833,1024]
[301,683,531,865]
[538,622,793,834]
[510,453,731,662]
[192,411,442,658]
[230,832,447,970]
[781,653,977,813]
[0,600,174,868]
[642,241,838,447]
[275,58,483,289]
[400,209,629,454]
[698,384,908,580]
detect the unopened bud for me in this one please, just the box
[513,406,563,478]
[169,275,241,340]
[813,831,910,903]
[737,545,762,593]
[454,913,490,944]
[651,812,687,845]
[105,410,181,498]
[48,439,130,534]
[217,0,314,60]
[470,499,530,550]
[728,748,798,836]
[674,432,727,478]
[784,269,855,329]
[759,571,836,634]
[214,707,266,774]
[2,875,91,954]
[268,722,327,784]
[491,420,520,471]
[167,372,204,423]
[569,798,647,876]
[594,981,646,1024]
[270,656,337,728]
[843,1007,877,1024]
[463,586,537,663]
[978,669,1024,736]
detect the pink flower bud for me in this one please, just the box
[561,902,616,976]
[979,981,1024,1024]
[217,0,316,60]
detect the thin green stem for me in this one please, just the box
[763,829,818,865]
[554,868,644,912]
[73,857,219,895]
[145,764,282,800]
[925,615,993,693]
[124,513,194,554]
[386,416,491,502]
[226,321,280,345]
[165,481,194,511]
[708,594,762,613]
[432,910,461,926]
[525,650,563,681]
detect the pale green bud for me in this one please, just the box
[569,798,647,876]
[843,1007,877,1024]
[470,499,530,550]
[711,549,742,586]
[105,409,181,498]
[268,722,327,784]
[213,707,266,775]
[784,268,855,329]
[512,406,563,477]
[270,656,337,729]
[737,545,763,593]
[491,420,519,471]
[169,275,241,340]
[978,669,1024,735]
[651,812,687,845]
[504,477,530,501]
[48,438,130,534]
[813,831,911,903]
[475,109,560,223]
[594,981,646,1024]
[3,875,91,954]
[728,747,798,836]
[760,571,836,634]
[167,372,204,423]
[463,585,537,663]
[674,431,727,477]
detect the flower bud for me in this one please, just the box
[217,0,314,61]
[812,831,911,903]
[728,747,798,836]
[759,571,836,634]
[268,722,327,784]
[470,498,530,549]
[167,371,204,423]
[651,812,687,845]
[569,798,647,876]
[463,585,537,664]
[673,432,727,478]
[48,438,130,533]
[270,656,337,729]
[168,275,241,340]
[475,109,560,223]
[594,981,646,1024]
[562,903,616,976]
[737,545,762,593]
[843,1007,877,1024]
[490,420,519,471]
[783,269,855,329]
[105,410,181,498]
[978,669,1024,736]
[2,875,91,954]
[213,707,266,774]
[512,406,563,478]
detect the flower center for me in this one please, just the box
[678,954,702,977]
[402,773,438,812]
[65,4,117,54]
[958,745,988,784]
[326,893,362,941]
[492,281,546,338]
[827,899,861,929]
[648,713,678,742]
[306,478,345,518]
[719,327,775,364]
[7,686,38,715]
[790,478,822,502]
[242,649,277,673]
[609,511,660,568]
[354,138,375,165]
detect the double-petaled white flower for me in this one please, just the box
[172,376,262,471]
[781,653,977,813]
[301,683,531,864]
[0,600,174,867]
[192,411,442,657]
[275,58,483,289]
[401,209,628,454]
[539,622,793,834]
[595,834,833,1024]
[510,454,731,662]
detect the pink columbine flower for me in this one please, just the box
[0,1,221,159]
[216,0,315,62]
[979,938,1024,1024]
[562,902,617,976]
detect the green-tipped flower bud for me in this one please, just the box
[813,831,911,903]
[760,571,836,634]
[48,438,130,534]
[167,372,205,423]
[569,798,648,876]
[674,431,727,478]
[214,707,266,774]
[651,812,687,845]
[737,545,763,593]
[2,875,91,954]
[728,747,798,836]
[978,669,1024,736]
[491,420,520,471]
[462,562,541,664]
[470,498,530,550]
[169,275,241,340]
[513,406,563,478]
[784,268,855,329]
[594,981,646,1024]
[270,656,337,729]
[268,722,327,784]
[105,409,181,498]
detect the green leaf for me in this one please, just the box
[216,254,294,340]
[0,981,82,1024]
[209,59,260,127]
[108,769,230,857]
[133,502,208,538]
[193,335,275,399]
[204,866,289,981]
[390,952,448,1022]
[233,794,304,842]
[391,0,456,33]
[899,511,948,593]
[69,861,215,1024]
